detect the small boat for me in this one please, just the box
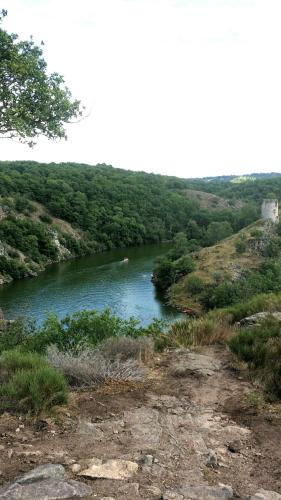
[123,257,129,262]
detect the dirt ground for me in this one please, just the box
[1,346,281,499]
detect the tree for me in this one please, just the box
[0,10,82,146]
[205,221,233,246]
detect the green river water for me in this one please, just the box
[0,244,182,325]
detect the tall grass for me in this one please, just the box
[157,315,234,349]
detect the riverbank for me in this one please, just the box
[1,345,281,499]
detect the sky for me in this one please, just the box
[1,0,281,178]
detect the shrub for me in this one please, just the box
[157,316,234,349]
[185,275,205,295]
[39,213,52,224]
[0,366,68,415]
[227,293,281,323]
[263,237,281,258]
[235,239,247,254]
[0,312,163,355]
[174,255,195,279]
[0,317,38,354]
[0,350,47,381]
[47,345,146,388]
[250,229,263,238]
[228,317,281,368]
[228,316,281,398]
[0,255,28,279]
[98,336,154,363]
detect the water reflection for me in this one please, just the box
[0,244,182,325]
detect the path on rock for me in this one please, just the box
[1,346,281,499]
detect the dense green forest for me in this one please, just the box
[189,174,281,204]
[0,161,262,283]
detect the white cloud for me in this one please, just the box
[1,0,281,177]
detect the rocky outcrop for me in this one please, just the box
[0,464,92,499]
[49,229,71,260]
[238,312,281,326]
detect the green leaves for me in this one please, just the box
[0,14,83,145]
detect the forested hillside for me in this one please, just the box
[188,174,281,204]
[0,161,264,284]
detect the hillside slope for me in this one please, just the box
[169,219,275,311]
[182,189,243,210]
[0,161,257,286]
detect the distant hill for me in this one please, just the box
[198,172,281,183]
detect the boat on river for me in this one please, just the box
[123,257,129,262]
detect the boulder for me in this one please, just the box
[79,458,138,480]
[16,464,66,484]
[238,312,281,327]
[0,479,92,499]
[0,464,92,499]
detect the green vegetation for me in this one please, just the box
[0,309,163,355]
[0,350,68,415]
[228,317,281,398]
[0,161,259,283]
[0,10,82,146]
[0,309,162,415]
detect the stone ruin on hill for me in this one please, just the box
[261,199,279,223]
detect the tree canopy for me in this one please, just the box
[0,10,82,146]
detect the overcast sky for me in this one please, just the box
[1,0,281,178]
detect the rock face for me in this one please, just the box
[0,464,92,499]
[79,458,138,480]
[238,312,281,327]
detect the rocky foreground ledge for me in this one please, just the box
[1,347,281,499]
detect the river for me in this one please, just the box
[0,244,182,325]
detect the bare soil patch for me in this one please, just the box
[1,347,281,499]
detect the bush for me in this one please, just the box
[185,275,205,295]
[263,237,281,258]
[0,312,163,355]
[39,213,52,224]
[47,345,146,388]
[0,350,47,381]
[0,366,68,415]
[157,315,234,349]
[228,317,281,398]
[98,336,154,363]
[235,239,247,254]
[226,293,281,323]
[0,318,37,354]
[0,255,28,279]
[250,229,263,238]
[174,255,195,278]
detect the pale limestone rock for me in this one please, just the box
[79,458,138,480]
